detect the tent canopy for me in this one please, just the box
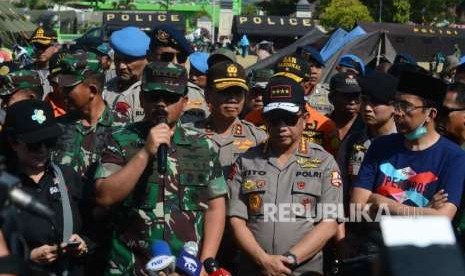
[245,26,326,73]
[0,3,36,47]
[358,22,465,61]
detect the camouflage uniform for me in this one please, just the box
[54,105,127,181]
[95,62,228,275]
[0,70,43,102]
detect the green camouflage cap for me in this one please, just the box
[0,70,43,97]
[142,62,188,95]
[248,68,274,89]
[49,51,102,87]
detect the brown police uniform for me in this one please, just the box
[195,117,268,176]
[228,140,343,275]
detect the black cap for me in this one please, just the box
[263,77,305,114]
[4,99,62,143]
[329,72,361,94]
[150,25,193,55]
[358,72,398,103]
[207,61,248,92]
[273,54,310,83]
[398,71,447,104]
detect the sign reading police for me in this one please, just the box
[103,12,185,32]
[233,16,315,37]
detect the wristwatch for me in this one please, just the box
[283,251,298,270]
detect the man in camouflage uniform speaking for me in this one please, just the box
[94,62,228,275]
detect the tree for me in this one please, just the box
[320,0,373,29]
[392,0,410,23]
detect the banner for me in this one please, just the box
[233,16,314,37]
[103,12,184,32]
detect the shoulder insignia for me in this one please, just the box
[298,137,308,154]
[233,124,243,136]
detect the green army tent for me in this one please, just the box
[0,2,36,47]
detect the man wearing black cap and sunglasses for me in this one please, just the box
[148,25,193,65]
[229,77,342,276]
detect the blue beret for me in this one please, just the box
[189,52,209,74]
[150,25,193,55]
[110,26,150,58]
[297,46,325,67]
[339,54,365,76]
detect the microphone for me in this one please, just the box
[145,240,176,276]
[203,258,232,276]
[9,187,55,218]
[152,109,168,174]
[176,241,202,276]
[0,170,54,219]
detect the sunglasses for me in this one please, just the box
[159,52,187,64]
[143,92,182,105]
[264,112,301,126]
[23,138,57,152]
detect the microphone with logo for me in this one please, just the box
[175,241,202,276]
[145,240,176,276]
[151,109,169,175]
[203,258,232,276]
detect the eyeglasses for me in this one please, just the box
[264,112,301,126]
[393,101,429,114]
[143,92,182,105]
[159,52,187,64]
[23,138,57,152]
[440,106,465,116]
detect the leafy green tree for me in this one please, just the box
[320,0,373,29]
[392,0,410,23]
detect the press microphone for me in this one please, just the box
[145,240,176,276]
[175,241,202,276]
[0,170,54,219]
[203,258,232,276]
[152,109,168,174]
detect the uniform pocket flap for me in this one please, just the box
[292,181,321,196]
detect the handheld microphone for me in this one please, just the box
[1,170,54,219]
[203,258,232,276]
[152,109,168,174]
[176,241,202,276]
[145,240,176,275]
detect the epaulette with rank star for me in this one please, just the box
[232,123,244,137]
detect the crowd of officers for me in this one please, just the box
[0,22,465,276]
